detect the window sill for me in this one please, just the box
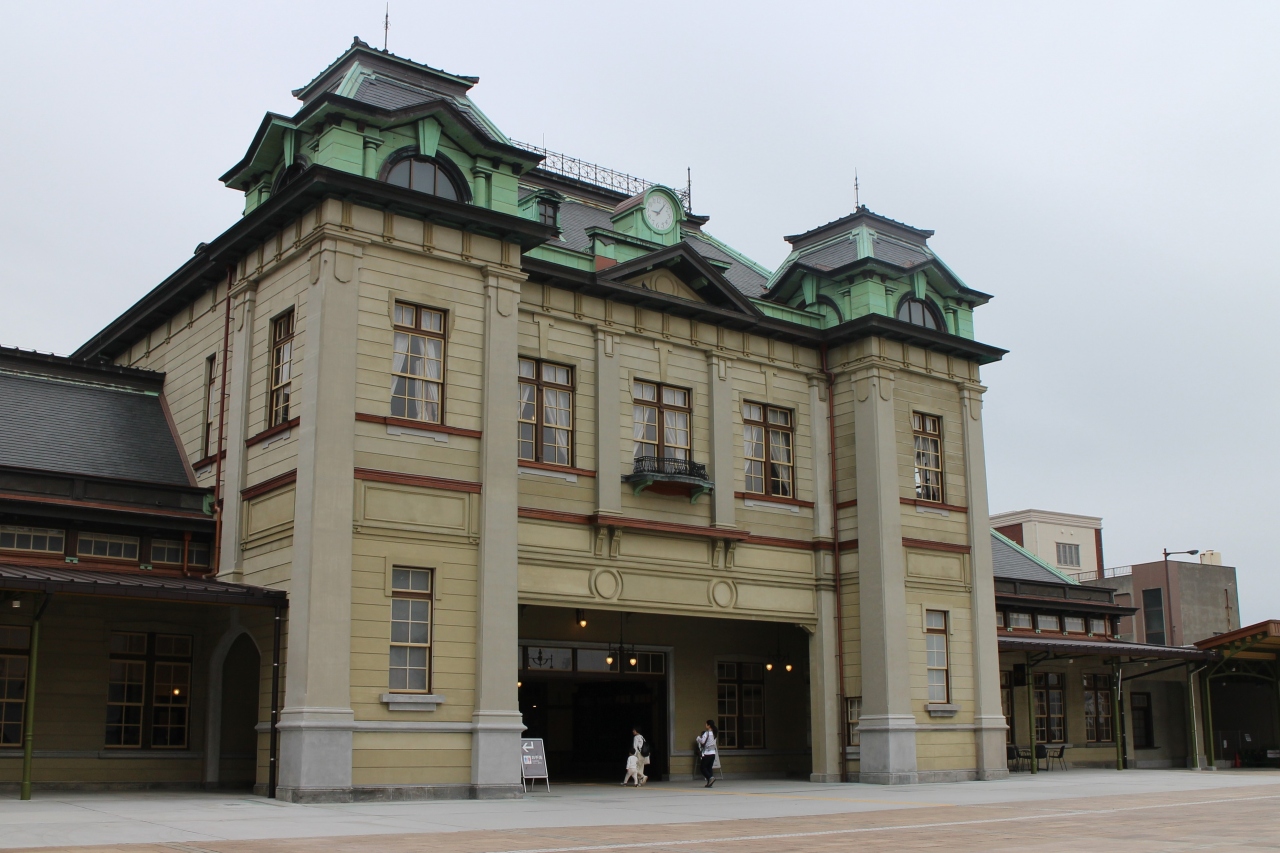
[519,461,597,482]
[926,703,960,717]
[356,412,482,439]
[734,492,815,511]
[381,693,445,712]
[246,417,299,448]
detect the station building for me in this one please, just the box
[34,39,1018,800]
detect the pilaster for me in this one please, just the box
[595,329,622,516]
[708,352,736,528]
[471,266,526,795]
[217,281,257,583]
[276,237,363,802]
[807,374,842,781]
[851,361,917,784]
[960,381,1009,779]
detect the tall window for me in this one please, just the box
[1000,671,1013,743]
[633,381,690,460]
[105,632,191,748]
[1131,692,1154,749]
[846,696,861,747]
[1142,588,1166,644]
[391,302,446,423]
[1034,672,1066,743]
[1056,543,1081,567]
[742,403,794,497]
[202,354,219,458]
[925,610,950,703]
[0,627,30,747]
[518,359,574,466]
[1084,674,1114,743]
[0,526,64,555]
[912,413,943,503]
[717,662,764,749]
[389,568,432,692]
[268,311,294,427]
[386,156,461,201]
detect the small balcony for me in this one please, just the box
[623,455,713,503]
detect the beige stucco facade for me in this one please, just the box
[109,187,1009,800]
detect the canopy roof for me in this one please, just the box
[0,562,286,608]
[1000,634,1214,661]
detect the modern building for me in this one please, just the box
[991,531,1213,770]
[1093,554,1240,647]
[43,38,1017,800]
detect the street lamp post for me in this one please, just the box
[1162,548,1199,646]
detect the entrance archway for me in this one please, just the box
[218,633,260,787]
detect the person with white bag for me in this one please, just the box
[696,720,718,787]
[631,727,649,785]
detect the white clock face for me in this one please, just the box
[644,194,675,232]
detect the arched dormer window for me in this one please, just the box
[271,161,306,195]
[897,296,944,331]
[385,155,463,201]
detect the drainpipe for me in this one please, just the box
[1203,672,1217,769]
[20,594,51,801]
[820,344,848,783]
[211,267,234,577]
[268,604,283,798]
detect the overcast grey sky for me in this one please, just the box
[3,2,1277,623]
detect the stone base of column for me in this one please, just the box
[974,715,1011,780]
[275,707,354,803]
[471,709,526,790]
[809,772,844,783]
[857,714,918,785]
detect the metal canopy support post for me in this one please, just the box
[268,604,283,799]
[1025,654,1037,774]
[1113,662,1124,771]
[20,594,51,801]
[1203,672,1217,769]
[1186,664,1202,770]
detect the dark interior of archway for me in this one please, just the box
[219,633,261,788]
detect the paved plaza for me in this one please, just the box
[1,770,1278,852]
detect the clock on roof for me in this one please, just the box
[643,192,676,232]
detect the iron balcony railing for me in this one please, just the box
[630,455,708,481]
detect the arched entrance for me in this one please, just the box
[218,633,260,788]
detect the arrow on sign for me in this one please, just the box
[523,742,534,752]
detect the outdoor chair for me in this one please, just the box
[1006,744,1025,772]
[1046,744,1068,771]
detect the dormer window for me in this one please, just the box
[537,199,558,227]
[386,156,461,201]
[897,296,943,331]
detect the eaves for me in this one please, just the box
[75,167,558,362]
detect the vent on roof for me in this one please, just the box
[513,141,689,211]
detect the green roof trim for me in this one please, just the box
[991,529,1081,585]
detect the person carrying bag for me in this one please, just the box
[696,720,718,787]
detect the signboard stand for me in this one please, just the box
[520,737,550,792]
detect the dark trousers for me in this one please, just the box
[699,753,716,781]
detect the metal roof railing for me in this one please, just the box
[1067,566,1132,582]
[513,140,690,211]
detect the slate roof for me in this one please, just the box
[991,531,1080,585]
[0,367,190,487]
[683,234,770,298]
[350,76,502,143]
